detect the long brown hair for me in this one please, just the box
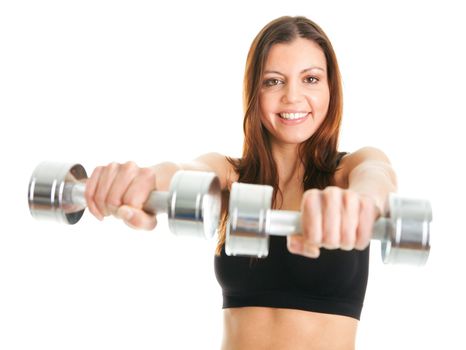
[215,16,344,255]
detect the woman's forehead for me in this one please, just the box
[265,38,327,72]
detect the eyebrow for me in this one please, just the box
[264,67,326,75]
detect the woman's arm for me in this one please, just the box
[84,152,235,229]
[337,146,398,214]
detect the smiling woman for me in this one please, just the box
[211,16,392,350]
[80,15,397,350]
[2,0,466,348]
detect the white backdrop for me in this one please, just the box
[1,0,465,349]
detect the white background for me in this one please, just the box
[1,0,465,349]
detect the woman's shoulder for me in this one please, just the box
[190,152,239,190]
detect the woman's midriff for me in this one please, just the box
[221,307,358,350]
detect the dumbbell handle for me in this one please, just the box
[266,210,389,241]
[65,182,170,215]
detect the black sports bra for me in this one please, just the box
[213,154,370,320]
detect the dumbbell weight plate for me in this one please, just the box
[28,162,87,224]
[225,182,272,258]
[375,195,431,265]
[165,170,221,239]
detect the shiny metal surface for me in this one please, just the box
[375,194,431,265]
[28,162,221,238]
[167,170,221,239]
[28,162,87,224]
[225,182,271,258]
[226,183,432,264]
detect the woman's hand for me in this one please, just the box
[287,187,381,258]
[84,162,158,230]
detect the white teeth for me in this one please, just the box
[279,112,308,120]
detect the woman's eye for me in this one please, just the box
[304,76,319,84]
[263,78,282,87]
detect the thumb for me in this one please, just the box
[117,205,157,230]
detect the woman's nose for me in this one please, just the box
[281,83,303,104]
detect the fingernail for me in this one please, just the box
[108,205,118,215]
[119,207,133,221]
[304,246,320,258]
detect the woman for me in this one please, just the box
[85,16,397,350]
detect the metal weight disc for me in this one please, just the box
[28,162,87,225]
[225,182,272,258]
[167,170,221,239]
[380,195,432,265]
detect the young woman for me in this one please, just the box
[85,16,397,350]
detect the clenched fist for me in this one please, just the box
[287,187,381,258]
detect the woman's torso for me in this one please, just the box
[221,307,358,350]
[212,153,368,349]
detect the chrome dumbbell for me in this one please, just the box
[28,162,221,239]
[226,182,432,265]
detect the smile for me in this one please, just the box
[278,112,309,120]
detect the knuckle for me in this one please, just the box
[122,161,138,173]
[138,167,157,185]
[92,165,103,176]
[360,196,376,213]
[102,162,120,176]
[302,189,319,209]
[323,187,340,206]
[106,195,121,208]
[342,190,357,207]
[106,161,120,171]
[324,186,339,196]
[139,167,155,178]
[94,193,107,206]
[359,198,370,212]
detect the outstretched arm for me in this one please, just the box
[84,152,235,229]
[338,146,397,214]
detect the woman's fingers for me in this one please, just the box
[93,162,120,217]
[356,195,379,250]
[122,167,157,208]
[84,162,158,230]
[340,190,359,251]
[117,205,157,231]
[106,161,139,212]
[85,166,104,220]
[321,187,341,250]
[290,187,377,258]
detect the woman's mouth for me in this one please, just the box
[278,112,309,121]
[276,112,310,126]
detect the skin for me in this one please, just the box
[85,38,397,349]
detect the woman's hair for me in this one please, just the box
[215,16,344,255]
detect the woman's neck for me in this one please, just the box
[271,144,304,188]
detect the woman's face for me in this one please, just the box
[259,37,330,147]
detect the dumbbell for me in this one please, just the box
[28,162,221,239]
[226,182,432,265]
